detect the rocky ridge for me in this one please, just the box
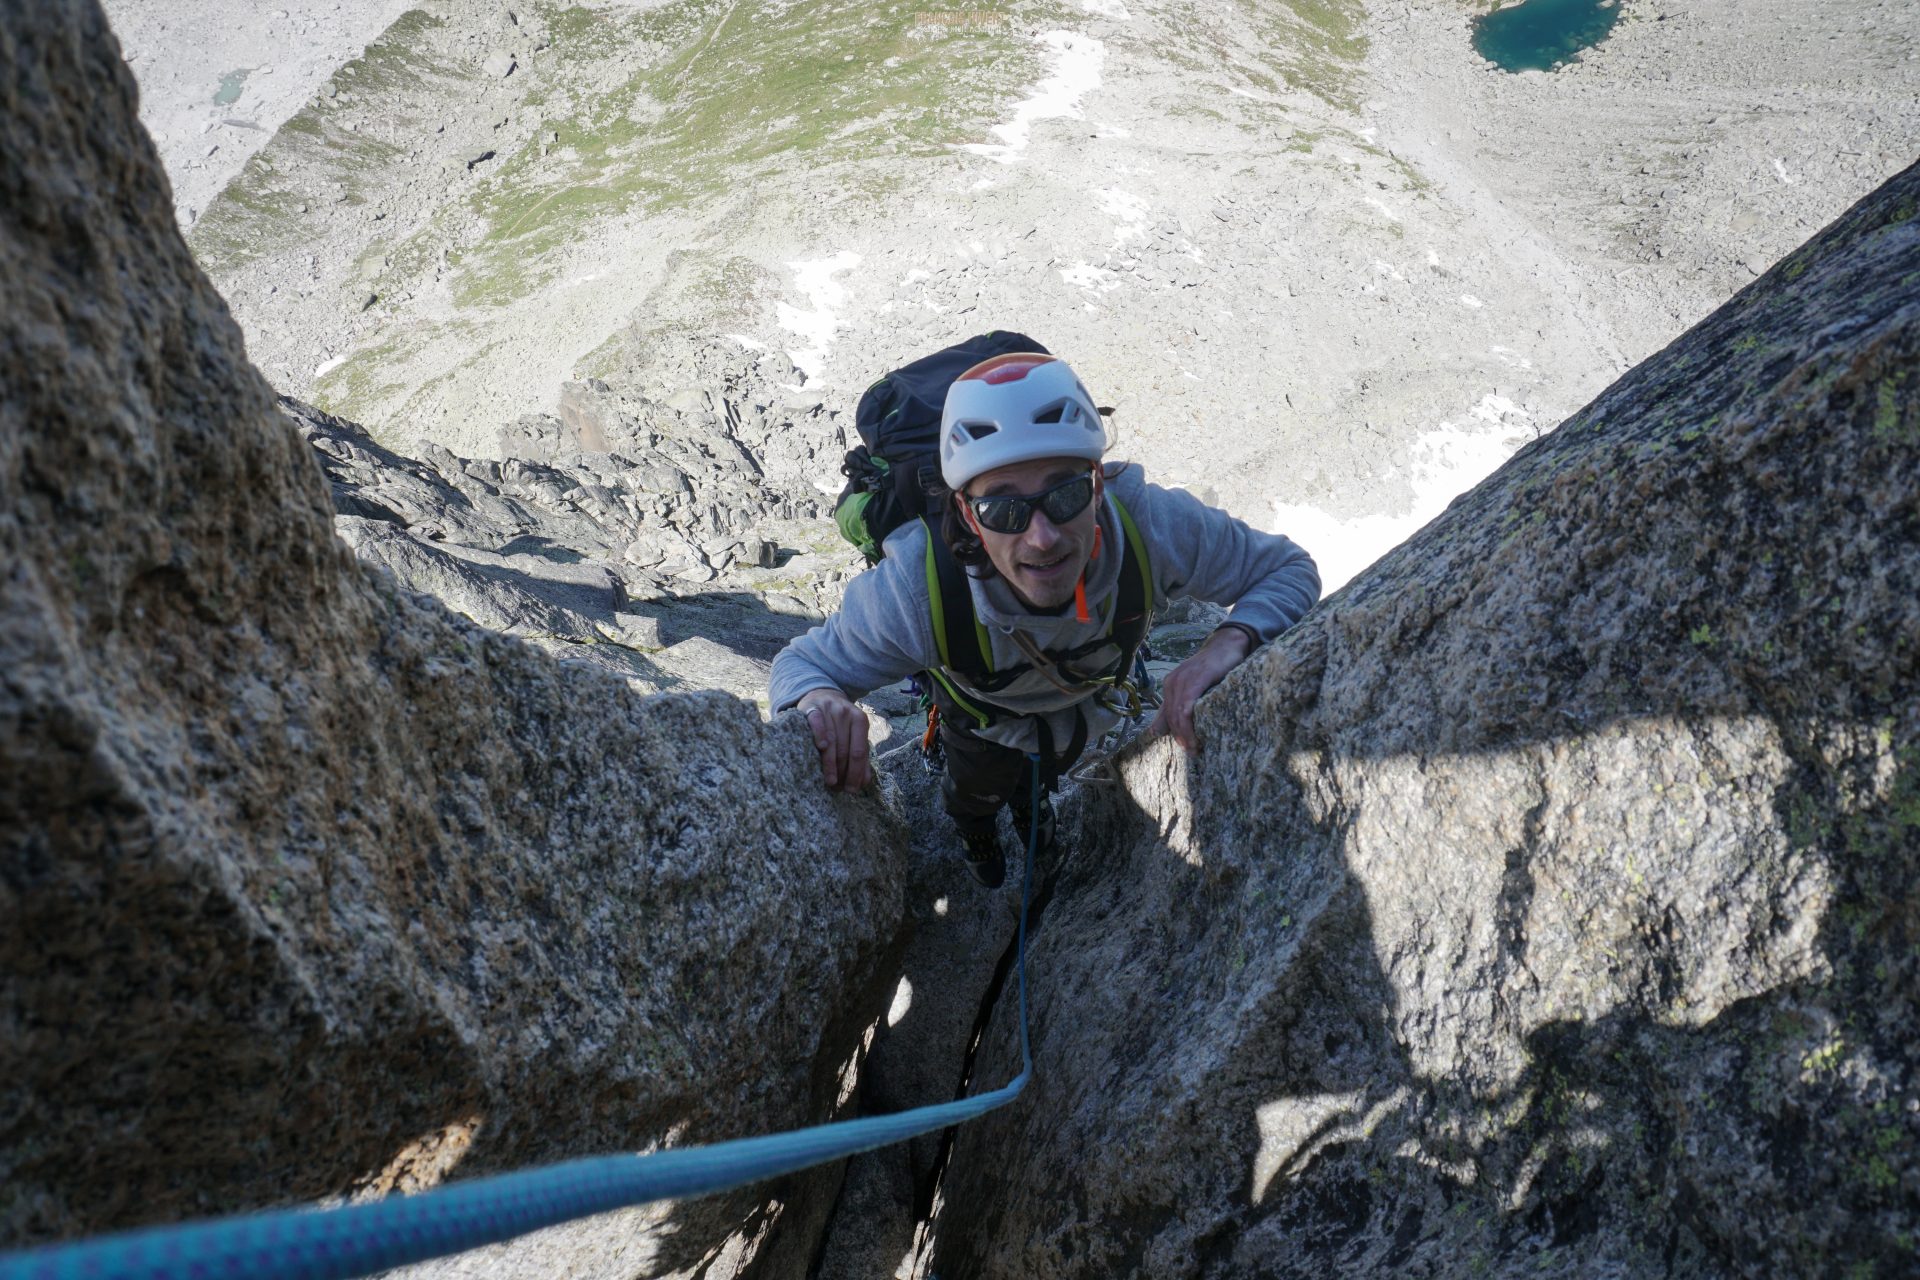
[5,3,1919,1279]
[923,162,1920,1277]
[289,332,869,706]
[0,7,908,1276]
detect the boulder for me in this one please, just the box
[0,8,908,1279]
[930,164,1920,1276]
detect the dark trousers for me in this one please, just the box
[938,710,1089,834]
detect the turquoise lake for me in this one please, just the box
[214,68,250,106]
[1472,0,1622,72]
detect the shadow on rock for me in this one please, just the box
[0,8,913,1279]
[913,162,1920,1278]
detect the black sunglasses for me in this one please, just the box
[964,472,1096,535]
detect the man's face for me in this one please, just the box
[959,457,1099,611]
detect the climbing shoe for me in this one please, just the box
[958,824,1006,889]
[1010,791,1056,860]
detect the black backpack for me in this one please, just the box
[834,331,1048,561]
[833,334,1155,729]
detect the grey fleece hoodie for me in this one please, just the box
[768,463,1320,754]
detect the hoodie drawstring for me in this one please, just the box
[1073,524,1102,624]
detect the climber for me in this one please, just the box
[769,352,1319,887]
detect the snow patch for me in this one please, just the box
[776,250,861,382]
[959,31,1104,164]
[314,355,346,378]
[1060,260,1120,292]
[1460,294,1484,308]
[1771,157,1798,186]
[1098,187,1148,221]
[721,332,767,352]
[1364,196,1399,222]
[1099,186,1150,247]
[1078,0,1131,17]
[1470,393,1522,424]
[1271,417,1529,593]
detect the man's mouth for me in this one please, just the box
[1020,552,1073,578]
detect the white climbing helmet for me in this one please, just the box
[939,353,1107,492]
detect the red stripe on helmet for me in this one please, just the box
[957,352,1056,385]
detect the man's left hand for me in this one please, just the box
[1149,625,1255,753]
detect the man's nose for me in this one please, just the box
[1020,510,1064,546]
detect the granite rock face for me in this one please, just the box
[293,396,851,703]
[0,6,906,1276]
[931,166,1920,1275]
[8,1,1920,1277]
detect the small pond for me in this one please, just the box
[1472,0,1622,73]
[213,68,251,106]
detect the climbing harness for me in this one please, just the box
[1066,648,1161,788]
[0,758,1048,1280]
[904,674,947,776]
[923,492,1156,731]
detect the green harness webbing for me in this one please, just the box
[921,495,1155,728]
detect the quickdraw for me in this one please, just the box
[1067,647,1161,786]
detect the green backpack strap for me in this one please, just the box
[1110,495,1153,606]
[919,495,1155,728]
[921,517,993,679]
[1106,493,1155,675]
[921,518,998,726]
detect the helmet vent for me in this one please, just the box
[959,421,999,441]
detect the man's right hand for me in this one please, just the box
[796,688,874,794]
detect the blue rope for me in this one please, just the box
[0,758,1043,1280]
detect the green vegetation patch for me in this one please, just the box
[314,337,415,414]
[449,0,1041,303]
[1170,0,1367,112]
[193,10,457,273]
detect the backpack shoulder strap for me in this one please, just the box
[921,517,995,682]
[1064,492,1155,688]
[1108,494,1155,654]
[918,498,1151,726]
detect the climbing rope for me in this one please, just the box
[0,759,1044,1280]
